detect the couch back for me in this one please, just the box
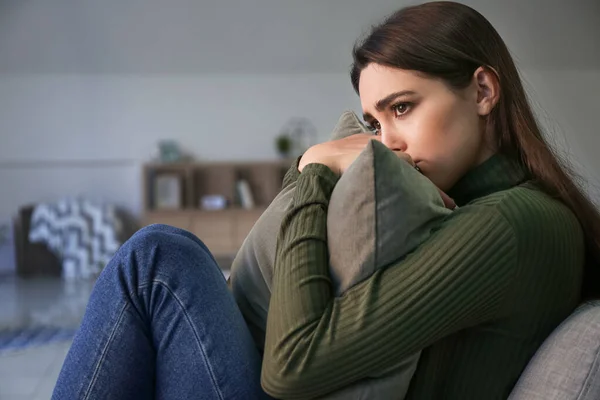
[12,205,61,277]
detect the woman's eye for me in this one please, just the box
[392,103,411,117]
[367,121,381,134]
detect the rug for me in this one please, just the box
[0,326,76,354]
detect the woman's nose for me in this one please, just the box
[380,127,407,152]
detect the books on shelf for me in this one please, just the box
[236,179,255,210]
[145,161,288,213]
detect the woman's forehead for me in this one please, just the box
[358,65,440,109]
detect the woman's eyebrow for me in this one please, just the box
[374,90,416,112]
[363,90,417,121]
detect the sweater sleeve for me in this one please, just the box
[261,163,519,399]
[281,156,302,189]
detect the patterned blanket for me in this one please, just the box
[29,198,123,280]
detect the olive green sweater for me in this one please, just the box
[261,154,585,400]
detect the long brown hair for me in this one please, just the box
[351,1,600,299]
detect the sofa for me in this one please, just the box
[12,204,61,277]
[509,300,600,399]
[12,204,140,278]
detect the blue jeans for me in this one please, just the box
[52,224,271,400]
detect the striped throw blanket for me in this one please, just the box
[29,198,123,280]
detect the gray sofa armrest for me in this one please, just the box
[510,301,600,400]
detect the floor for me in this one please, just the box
[0,341,71,400]
[0,259,232,400]
[0,276,95,332]
[0,276,94,400]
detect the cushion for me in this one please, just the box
[229,110,371,348]
[330,108,368,140]
[509,300,600,400]
[328,139,451,295]
[229,110,450,399]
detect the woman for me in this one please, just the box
[53,2,600,399]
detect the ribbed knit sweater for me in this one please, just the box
[261,154,585,400]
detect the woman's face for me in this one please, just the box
[358,63,495,191]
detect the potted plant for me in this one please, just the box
[275,134,292,158]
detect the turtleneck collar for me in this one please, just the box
[447,153,531,206]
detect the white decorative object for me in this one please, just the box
[201,195,227,211]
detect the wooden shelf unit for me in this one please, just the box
[142,160,291,257]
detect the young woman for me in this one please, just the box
[53,2,600,399]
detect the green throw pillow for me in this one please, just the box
[328,139,451,295]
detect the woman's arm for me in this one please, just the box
[261,163,518,399]
[281,156,302,189]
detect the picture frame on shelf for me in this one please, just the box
[154,173,183,210]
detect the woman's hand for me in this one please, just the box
[298,134,456,210]
[298,134,414,175]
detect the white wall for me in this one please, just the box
[0,73,360,219]
[523,70,600,202]
[1,0,598,73]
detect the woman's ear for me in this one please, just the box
[473,66,500,116]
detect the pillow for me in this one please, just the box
[229,110,451,399]
[509,300,600,400]
[229,110,370,348]
[328,139,451,295]
[330,108,368,140]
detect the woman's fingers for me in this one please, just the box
[438,189,457,210]
[337,136,457,210]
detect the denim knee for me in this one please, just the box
[110,224,217,281]
[132,224,192,242]
[126,224,209,252]
[138,224,213,254]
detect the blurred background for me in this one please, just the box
[0,0,598,398]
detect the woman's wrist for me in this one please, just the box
[298,145,339,174]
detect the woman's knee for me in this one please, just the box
[131,224,196,244]
[126,224,209,253]
[112,224,217,277]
